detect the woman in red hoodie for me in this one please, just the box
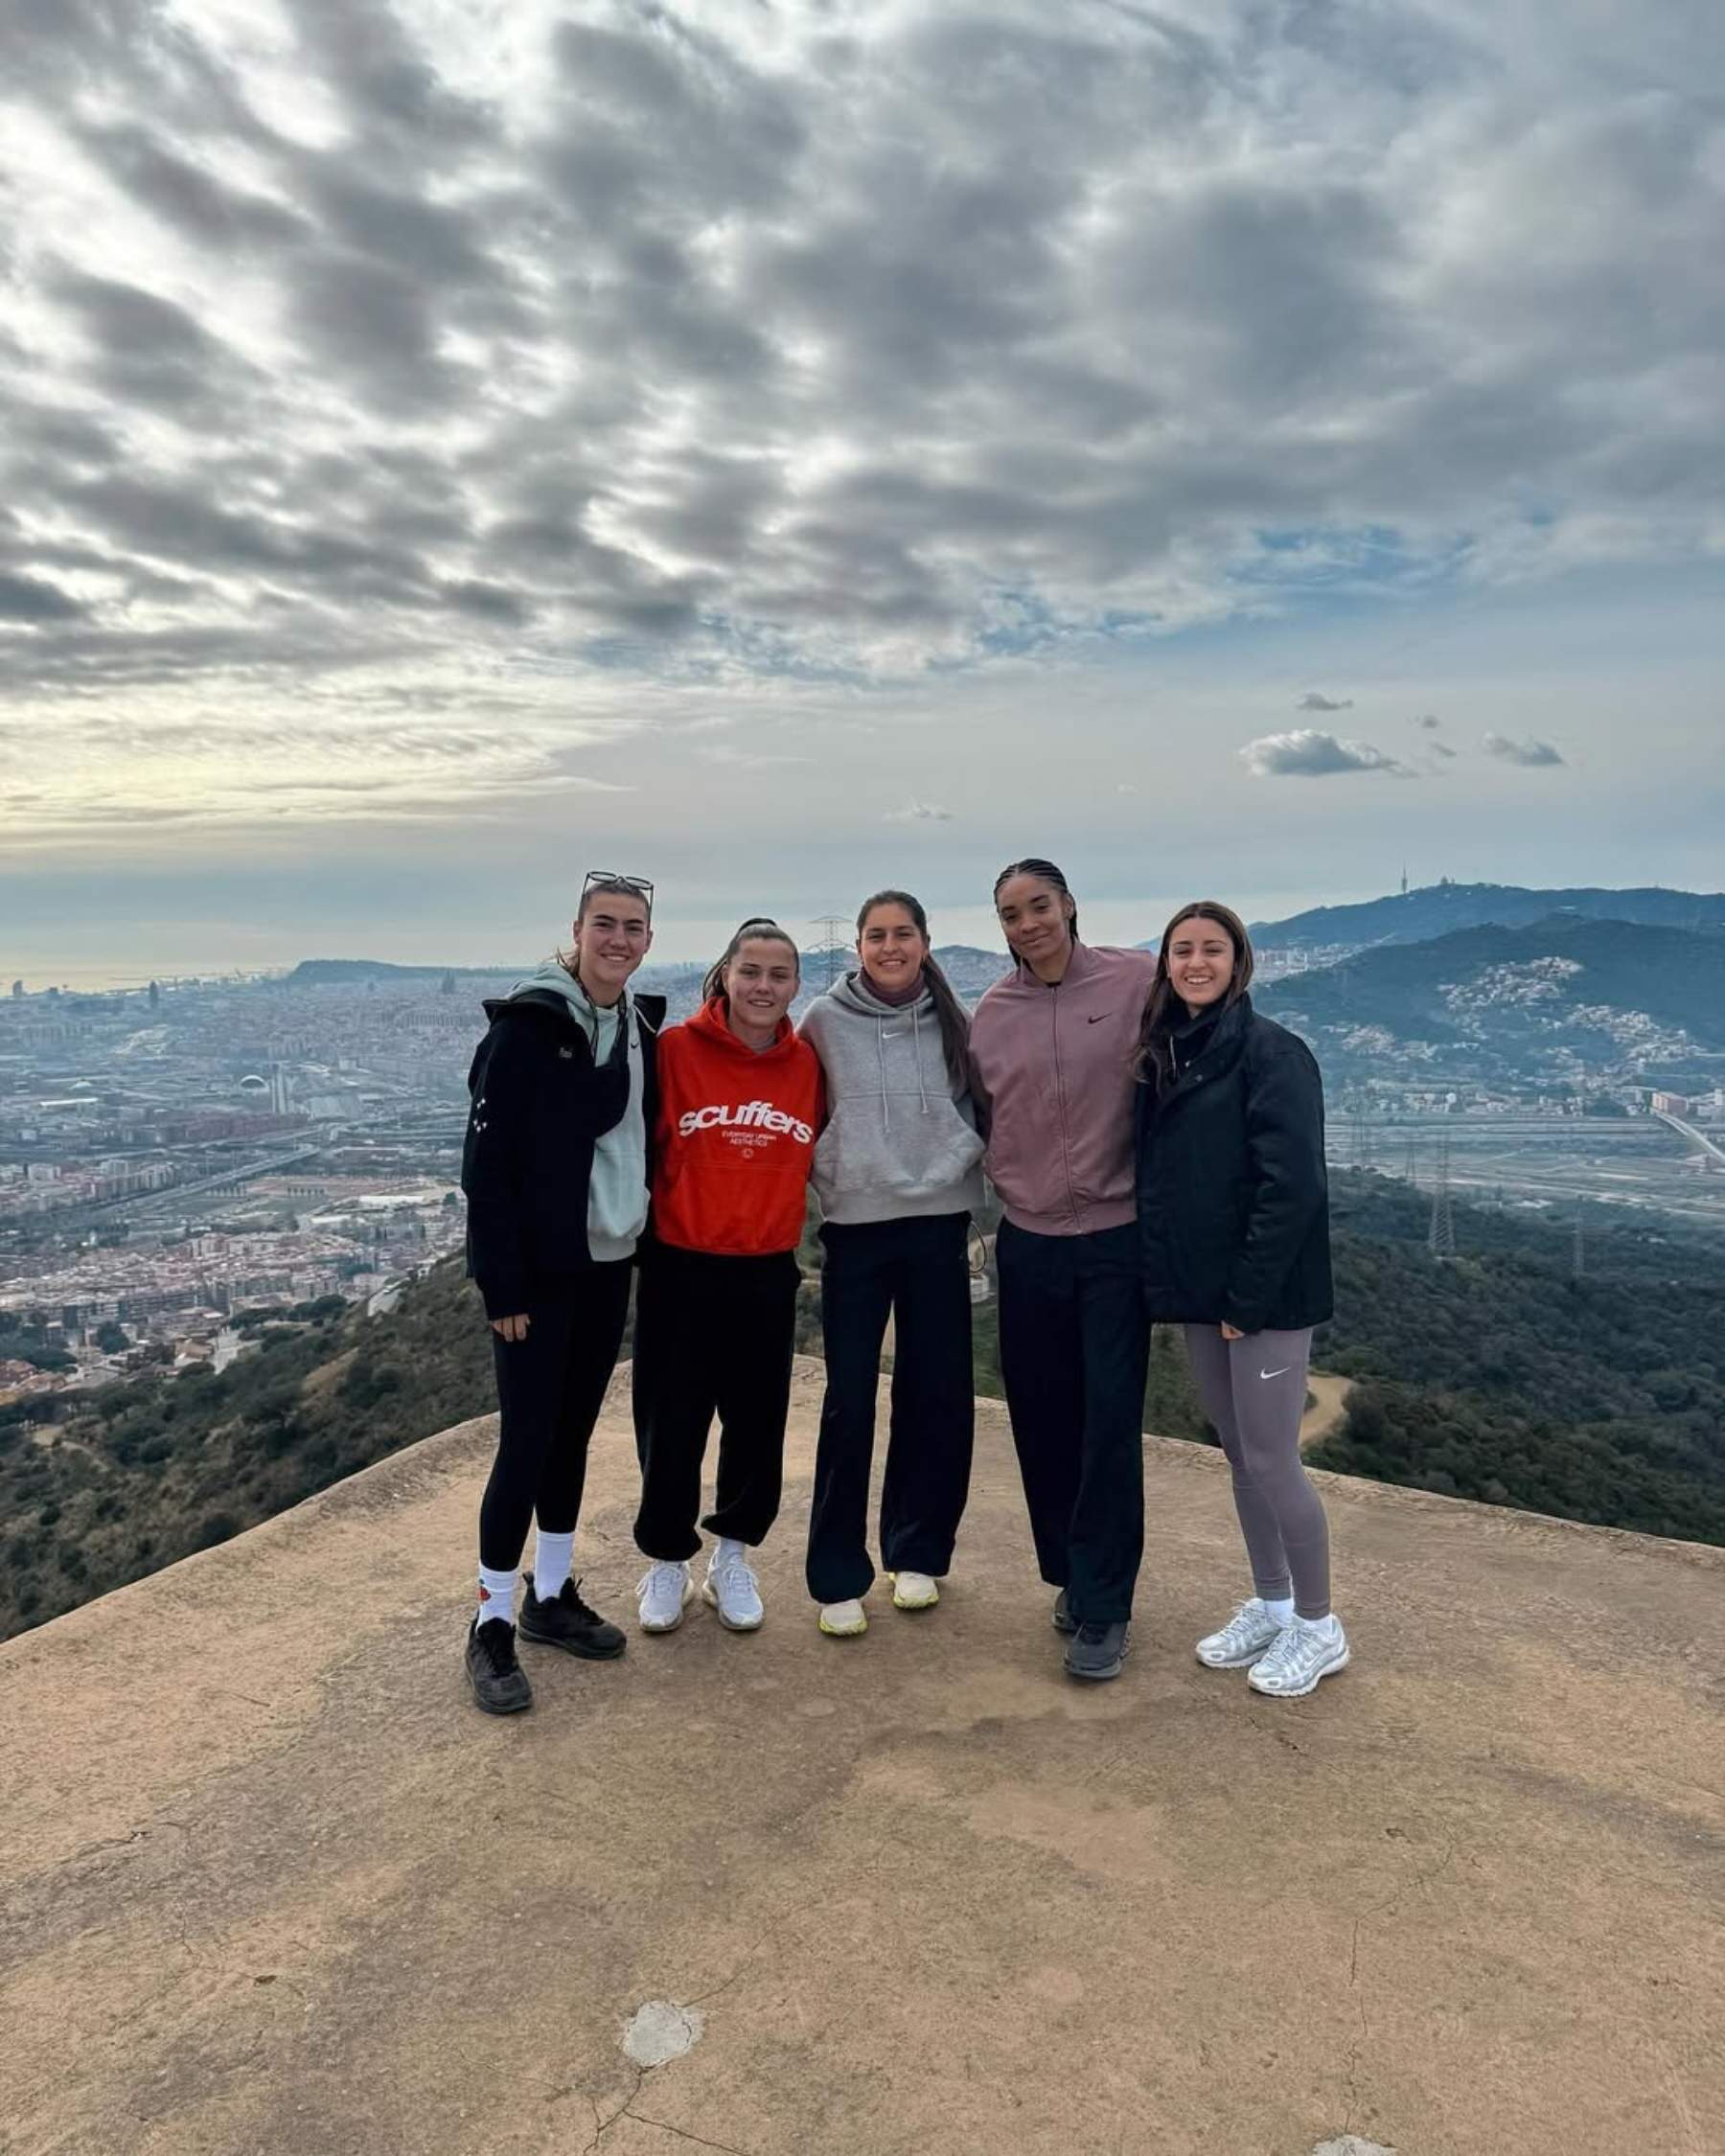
[632,919,823,1636]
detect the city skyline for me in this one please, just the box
[3,2,1721,976]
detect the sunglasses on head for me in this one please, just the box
[581,870,655,921]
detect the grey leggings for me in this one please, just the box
[1183,1325,1331,1619]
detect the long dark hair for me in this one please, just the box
[855,888,972,1093]
[702,917,801,1010]
[1137,901,1254,1093]
[992,856,1079,945]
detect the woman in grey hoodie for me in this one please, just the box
[798,890,987,1638]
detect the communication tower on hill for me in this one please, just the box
[1428,1133,1457,1260]
[1402,1135,1419,1187]
[809,915,850,991]
[1348,1109,1372,1170]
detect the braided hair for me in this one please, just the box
[992,857,1079,944]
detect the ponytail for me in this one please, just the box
[921,952,975,1096]
[702,917,800,1010]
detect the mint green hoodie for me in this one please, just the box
[797,972,986,1226]
[506,958,648,1262]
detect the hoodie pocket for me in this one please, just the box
[814,1097,984,1201]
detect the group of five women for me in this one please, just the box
[459,860,1347,1716]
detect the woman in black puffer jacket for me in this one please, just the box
[1134,901,1348,1701]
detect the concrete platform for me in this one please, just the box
[3,1359,1721,2156]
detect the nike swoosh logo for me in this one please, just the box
[1259,1366,1292,1380]
[1087,1013,1111,1024]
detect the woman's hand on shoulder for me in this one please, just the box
[1220,1322,1243,1341]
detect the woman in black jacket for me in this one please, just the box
[1135,901,1348,1699]
[457,874,666,1715]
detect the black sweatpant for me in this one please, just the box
[632,1244,800,1561]
[995,1217,1151,1625]
[805,1211,976,1605]
[477,1260,633,1571]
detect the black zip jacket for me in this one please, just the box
[1134,994,1333,1334]
[461,985,666,1319]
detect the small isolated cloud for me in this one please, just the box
[1116,782,1138,795]
[1415,713,1441,730]
[1299,693,1352,713]
[1484,732,1566,768]
[885,799,954,823]
[1240,729,1405,778]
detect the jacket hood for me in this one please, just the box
[483,958,665,1038]
[683,995,799,1061]
[506,956,606,1019]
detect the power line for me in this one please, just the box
[808,916,850,992]
[1428,1131,1456,1260]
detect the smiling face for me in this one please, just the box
[858,901,930,992]
[1164,912,1238,1015]
[724,936,800,1034]
[571,890,652,1002]
[994,872,1075,973]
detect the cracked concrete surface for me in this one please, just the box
[2,1359,1722,2155]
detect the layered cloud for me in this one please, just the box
[1240,730,1405,779]
[1484,733,1567,768]
[0,0,1717,856]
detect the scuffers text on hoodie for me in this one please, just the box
[677,1098,816,1145]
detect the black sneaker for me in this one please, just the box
[1050,1588,1077,1636]
[1064,1619,1130,1682]
[465,1616,532,1714]
[518,1576,627,1661]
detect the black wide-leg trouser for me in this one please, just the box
[477,1259,633,1572]
[632,1243,800,1561]
[994,1217,1151,1625]
[805,1211,976,1606]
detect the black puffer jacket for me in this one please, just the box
[1134,994,1332,1334]
[461,986,666,1319]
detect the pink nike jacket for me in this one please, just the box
[968,941,1159,1237]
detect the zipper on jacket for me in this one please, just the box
[1049,980,1081,1230]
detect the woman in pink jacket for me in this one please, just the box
[969,858,1158,1683]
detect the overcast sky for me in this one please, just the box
[2,0,1721,980]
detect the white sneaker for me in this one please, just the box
[702,1542,764,1632]
[637,1560,693,1634]
[1249,1613,1349,1698]
[1196,1597,1285,1669]
[817,1597,868,1638]
[888,1571,939,1612]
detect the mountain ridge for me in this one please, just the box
[1248,880,1725,952]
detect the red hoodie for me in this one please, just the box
[651,998,824,1255]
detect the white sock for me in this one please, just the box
[1298,1611,1338,1633]
[1262,1595,1295,1625]
[477,1565,518,1629]
[534,1529,574,1603]
[713,1536,747,1569]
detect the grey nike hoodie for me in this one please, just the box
[797,971,987,1226]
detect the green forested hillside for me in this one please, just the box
[1311,1174,1725,1542]
[4,1176,1721,1642]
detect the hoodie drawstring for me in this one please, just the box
[877,1011,890,1133]
[912,1002,931,1114]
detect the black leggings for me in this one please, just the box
[477,1262,633,1571]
